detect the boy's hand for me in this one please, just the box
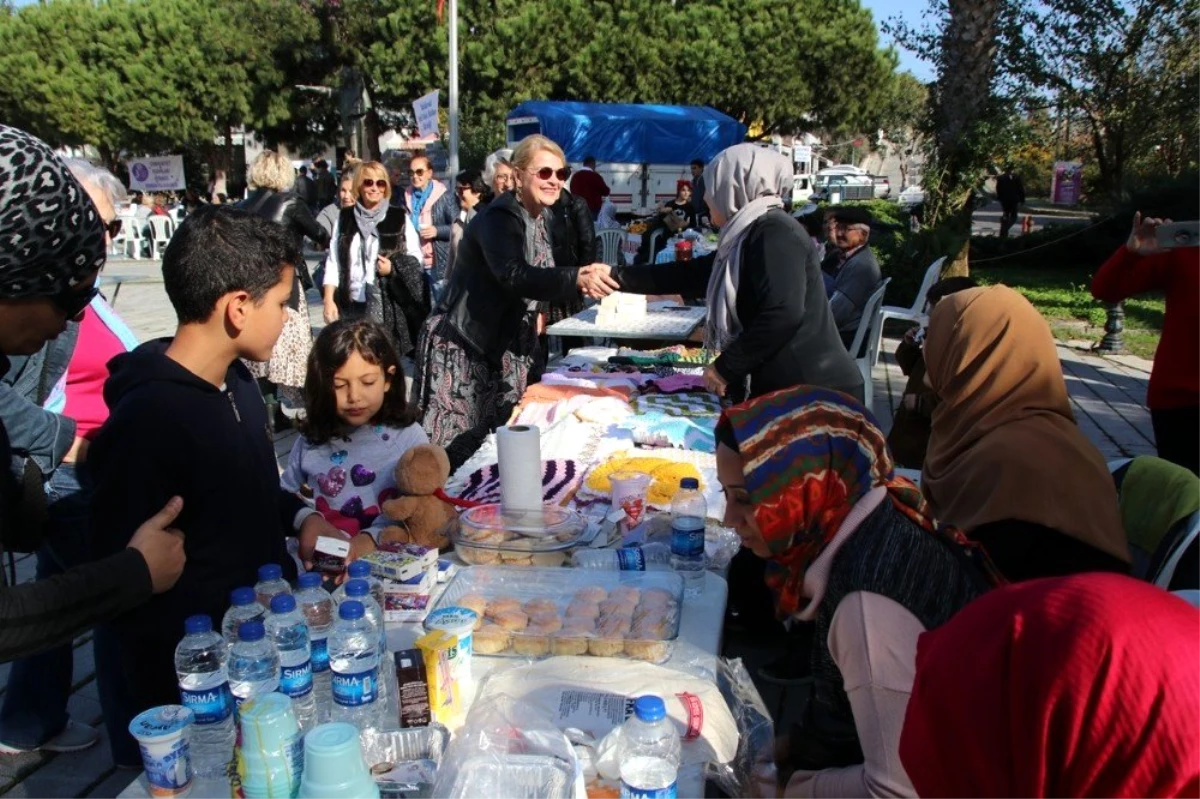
[323,300,339,325]
[1127,211,1170,256]
[347,534,377,565]
[376,255,392,277]
[298,513,345,570]
[128,496,186,594]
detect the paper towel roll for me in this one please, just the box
[497,425,543,512]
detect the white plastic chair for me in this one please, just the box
[872,256,946,364]
[597,229,624,266]
[847,278,891,412]
[121,215,145,260]
[147,216,176,260]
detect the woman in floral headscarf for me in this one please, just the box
[714,385,998,798]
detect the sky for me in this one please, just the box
[861,0,937,82]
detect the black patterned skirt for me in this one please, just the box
[411,313,542,471]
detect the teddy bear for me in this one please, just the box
[380,444,459,550]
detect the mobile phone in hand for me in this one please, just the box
[1155,221,1200,249]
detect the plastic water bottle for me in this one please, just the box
[254,563,292,609]
[332,560,385,608]
[174,615,235,779]
[573,542,673,571]
[328,601,381,732]
[617,695,682,799]
[669,478,706,595]
[295,572,334,722]
[228,620,280,708]
[221,587,265,653]
[343,579,393,721]
[266,594,317,733]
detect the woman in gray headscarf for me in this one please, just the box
[614,143,862,403]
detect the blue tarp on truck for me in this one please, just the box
[506,101,747,165]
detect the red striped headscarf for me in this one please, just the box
[900,574,1200,798]
[716,385,992,618]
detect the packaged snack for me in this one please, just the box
[415,630,460,724]
[393,649,432,729]
[362,545,436,582]
[313,536,351,574]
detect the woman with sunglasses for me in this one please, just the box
[322,161,430,358]
[412,134,620,470]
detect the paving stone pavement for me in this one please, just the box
[0,255,1158,797]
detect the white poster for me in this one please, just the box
[793,145,812,166]
[127,155,186,191]
[413,90,440,139]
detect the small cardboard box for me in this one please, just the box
[362,544,438,582]
[313,535,350,573]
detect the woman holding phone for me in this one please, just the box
[1092,212,1199,474]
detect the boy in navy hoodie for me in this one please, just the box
[88,206,339,766]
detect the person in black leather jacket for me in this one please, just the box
[238,151,330,300]
[411,135,618,470]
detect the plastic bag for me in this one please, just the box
[431,693,584,799]
[708,657,777,798]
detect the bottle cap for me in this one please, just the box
[297,572,323,590]
[270,594,297,614]
[257,563,283,582]
[230,586,256,606]
[347,560,371,578]
[238,620,266,642]
[634,695,666,722]
[345,579,369,598]
[679,477,700,490]
[339,600,365,620]
[184,614,212,635]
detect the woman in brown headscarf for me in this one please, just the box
[921,284,1130,580]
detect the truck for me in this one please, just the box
[506,101,747,215]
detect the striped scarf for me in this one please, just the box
[716,385,992,617]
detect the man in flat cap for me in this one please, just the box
[826,206,883,351]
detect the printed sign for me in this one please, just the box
[1051,161,1083,205]
[793,145,812,167]
[127,155,186,191]
[413,91,440,139]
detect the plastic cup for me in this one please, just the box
[423,606,478,684]
[236,693,302,799]
[610,471,652,535]
[128,705,194,798]
[675,239,693,261]
[297,722,380,799]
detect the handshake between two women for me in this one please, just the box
[576,262,621,300]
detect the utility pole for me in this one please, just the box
[448,0,460,177]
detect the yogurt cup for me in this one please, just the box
[423,606,478,684]
[128,705,194,798]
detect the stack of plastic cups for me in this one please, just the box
[297,722,380,799]
[235,693,303,799]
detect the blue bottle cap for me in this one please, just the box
[184,614,212,635]
[297,572,323,590]
[679,477,699,490]
[238,620,265,642]
[230,587,256,606]
[634,695,666,722]
[257,563,283,582]
[270,594,297,614]
[339,600,365,620]
[347,560,371,578]
[345,579,369,598]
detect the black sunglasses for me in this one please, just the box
[52,281,100,319]
[408,168,429,177]
[529,166,571,181]
[360,179,388,189]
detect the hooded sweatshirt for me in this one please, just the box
[89,340,302,715]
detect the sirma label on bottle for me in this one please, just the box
[310,638,330,673]
[180,684,233,724]
[332,667,377,706]
[671,521,705,558]
[616,548,647,571]
[620,781,677,799]
[280,660,313,698]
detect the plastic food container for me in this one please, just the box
[447,755,574,799]
[361,725,449,799]
[433,566,684,664]
[452,504,588,568]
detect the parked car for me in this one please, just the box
[811,172,875,202]
[872,175,891,199]
[897,185,926,207]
